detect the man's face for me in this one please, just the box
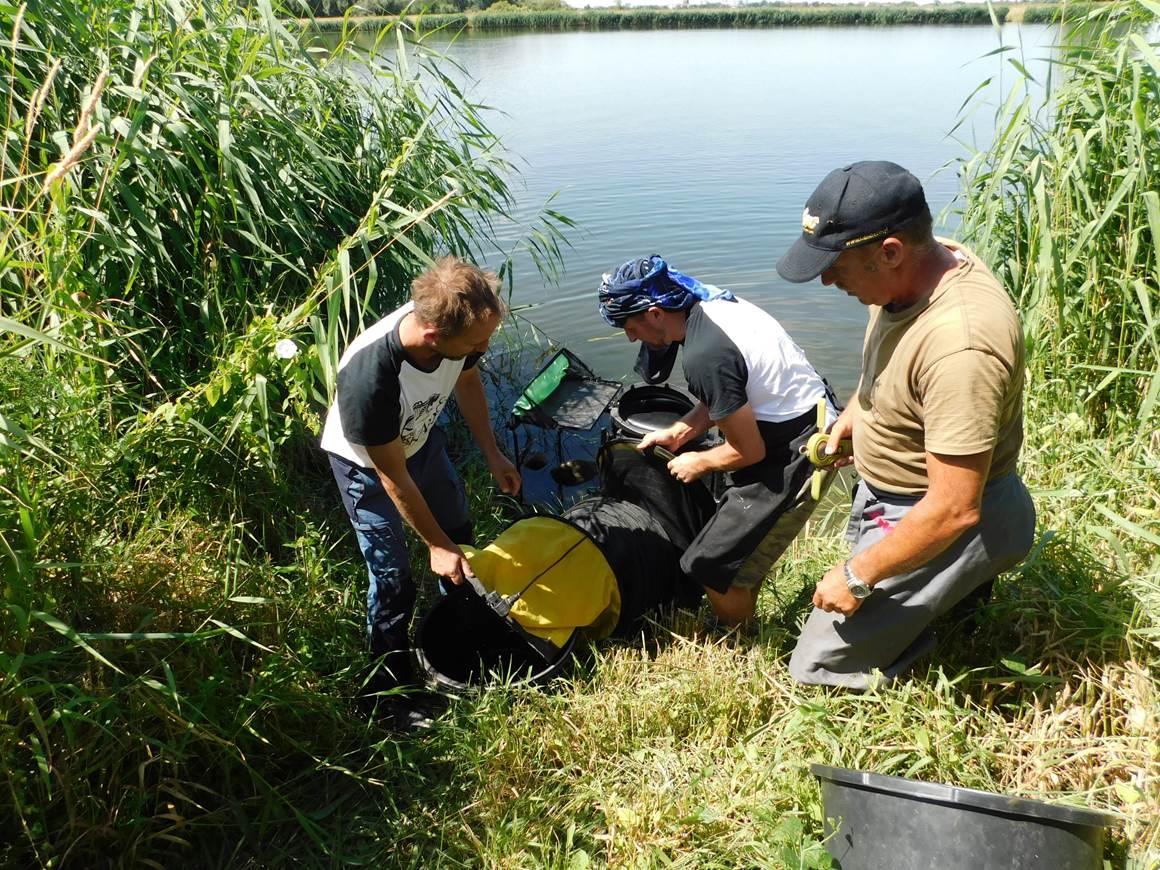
[622,309,669,350]
[820,243,894,307]
[431,311,501,361]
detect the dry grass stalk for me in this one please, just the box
[41,68,108,192]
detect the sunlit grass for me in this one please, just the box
[2,0,1158,865]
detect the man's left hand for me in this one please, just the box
[667,452,706,483]
[487,452,522,495]
[813,563,862,616]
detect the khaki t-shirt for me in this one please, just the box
[853,239,1025,496]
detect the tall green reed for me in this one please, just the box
[2,0,509,394]
[958,0,1159,435]
[0,0,569,863]
[957,0,1160,649]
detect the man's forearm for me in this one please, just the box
[849,495,980,585]
[688,441,752,474]
[455,371,503,458]
[377,470,456,551]
[679,402,711,439]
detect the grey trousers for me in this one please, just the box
[788,473,1036,689]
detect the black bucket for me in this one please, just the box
[610,383,701,442]
[415,585,578,693]
[811,763,1115,869]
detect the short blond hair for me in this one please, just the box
[411,256,505,337]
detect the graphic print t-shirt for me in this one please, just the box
[320,302,478,467]
[681,296,831,427]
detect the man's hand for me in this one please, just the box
[455,368,522,495]
[638,425,685,453]
[667,451,706,483]
[486,451,522,495]
[824,407,856,468]
[813,562,862,616]
[430,544,474,586]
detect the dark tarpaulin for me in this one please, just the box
[595,438,718,553]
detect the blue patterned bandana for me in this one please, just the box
[597,255,734,328]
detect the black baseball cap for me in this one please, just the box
[776,161,929,284]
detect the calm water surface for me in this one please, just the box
[407,25,1054,395]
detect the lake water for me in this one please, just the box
[404,24,1055,397]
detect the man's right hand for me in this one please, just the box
[638,425,685,453]
[430,544,474,586]
[825,407,856,468]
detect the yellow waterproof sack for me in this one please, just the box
[463,516,620,647]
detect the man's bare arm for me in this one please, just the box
[454,366,521,494]
[812,449,992,615]
[664,403,766,483]
[365,439,473,585]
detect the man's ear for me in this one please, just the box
[881,237,905,267]
[418,323,442,345]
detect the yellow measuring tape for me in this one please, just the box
[800,399,853,500]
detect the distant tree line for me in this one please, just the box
[279,0,1095,23]
[277,0,564,16]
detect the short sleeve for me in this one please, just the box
[919,350,1010,456]
[685,343,749,422]
[338,344,403,447]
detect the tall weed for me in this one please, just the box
[0,0,566,863]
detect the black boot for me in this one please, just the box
[359,650,448,733]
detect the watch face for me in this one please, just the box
[843,561,872,599]
[848,580,872,599]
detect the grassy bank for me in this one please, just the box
[3,0,1158,867]
[310,3,1019,33]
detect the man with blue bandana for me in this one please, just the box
[598,255,838,625]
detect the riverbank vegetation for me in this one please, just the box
[311,3,1018,32]
[2,0,1157,866]
[299,2,1108,33]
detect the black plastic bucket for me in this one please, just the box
[811,763,1115,869]
[415,585,578,693]
[610,383,701,442]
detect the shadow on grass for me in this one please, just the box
[935,529,1135,680]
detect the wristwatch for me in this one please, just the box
[844,560,873,599]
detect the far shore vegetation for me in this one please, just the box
[2,0,1155,866]
[301,2,1091,32]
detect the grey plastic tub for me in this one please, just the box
[811,763,1115,870]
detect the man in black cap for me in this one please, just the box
[776,161,1036,689]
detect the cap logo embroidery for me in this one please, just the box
[845,228,889,247]
[802,208,820,234]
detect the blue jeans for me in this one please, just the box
[328,427,472,660]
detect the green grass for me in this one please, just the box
[3,0,1159,866]
[309,3,1014,33]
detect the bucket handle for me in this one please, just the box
[463,573,512,618]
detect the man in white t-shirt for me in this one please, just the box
[322,257,520,725]
[598,255,837,625]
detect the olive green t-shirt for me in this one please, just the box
[853,239,1025,496]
